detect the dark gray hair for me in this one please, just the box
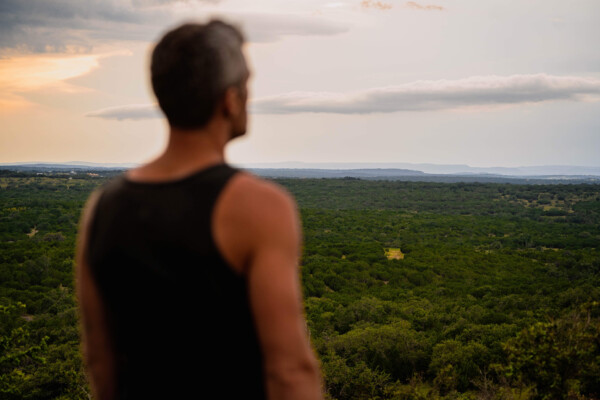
[151,20,248,129]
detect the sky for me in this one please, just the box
[1,0,599,167]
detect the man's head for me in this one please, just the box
[151,20,249,137]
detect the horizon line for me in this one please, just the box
[2,161,600,169]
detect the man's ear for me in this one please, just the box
[223,86,241,118]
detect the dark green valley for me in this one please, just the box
[1,171,599,399]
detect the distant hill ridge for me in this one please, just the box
[0,161,137,170]
[1,162,599,184]
[2,161,600,175]
[241,162,600,177]
[250,168,426,178]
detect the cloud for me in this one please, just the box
[250,74,600,114]
[0,52,119,112]
[360,1,393,11]
[86,103,162,120]
[85,74,600,120]
[132,0,221,6]
[405,2,444,11]
[0,0,349,53]
[0,0,158,53]
[227,12,349,43]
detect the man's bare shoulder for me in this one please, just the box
[227,171,298,221]
[213,171,300,274]
[225,171,299,241]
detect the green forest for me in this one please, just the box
[1,171,599,399]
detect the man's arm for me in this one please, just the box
[75,191,116,400]
[243,181,323,400]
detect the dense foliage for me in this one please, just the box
[0,173,599,399]
[0,175,100,399]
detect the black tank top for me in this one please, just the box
[86,163,266,399]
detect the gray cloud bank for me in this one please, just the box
[86,74,600,120]
[86,104,162,120]
[251,74,600,114]
[0,0,163,52]
[0,0,348,53]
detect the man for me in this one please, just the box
[76,20,323,399]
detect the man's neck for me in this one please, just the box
[127,119,231,182]
[166,123,228,164]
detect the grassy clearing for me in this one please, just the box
[385,247,404,260]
